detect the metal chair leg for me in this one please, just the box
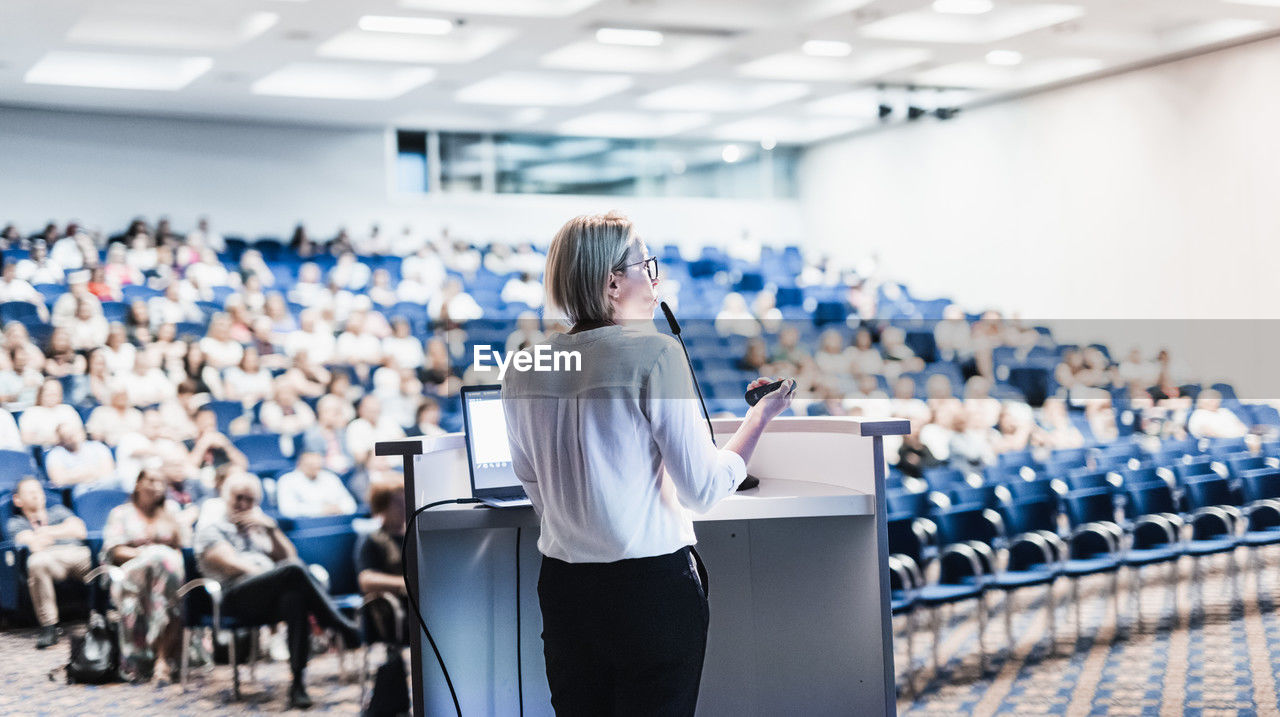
[1133,566,1143,632]
[931,607,942,678]
[249,629,258,683]
[1004,591,1015,656]
[1044,583,1054,655]
[904,610,915,699]
[976,594,987,674]
[1169,558,1179,627]
[230,629,240,701]
[180,627,190,692]
[1072,578,1081,645]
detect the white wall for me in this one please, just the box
[0,106,801,251]
[799,36,1280,323]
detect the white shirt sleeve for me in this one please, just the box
[643,343,746,513]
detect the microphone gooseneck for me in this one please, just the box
[660,301,716,445]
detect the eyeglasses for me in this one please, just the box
[616,256,659,282]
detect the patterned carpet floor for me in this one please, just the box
[4,549,1280,714]
[896,546,1280,716]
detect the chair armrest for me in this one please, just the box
[1130,514,1179,547]
[939,542,987,581]
[983,509,1007,543]
[1244,499,1280,528]
[890,552,925,589]
[964,540,997,575]
[83,564,126,589]
[178,577,226,633]
[913,518,938,548]
[360,591,408,642]
[1009,531,1058,569]
[1187,506,1241,536]
[1070,521,1123,553]
[887,555,916,596]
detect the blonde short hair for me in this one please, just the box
[220,470,263,505]
[544,211,634,325]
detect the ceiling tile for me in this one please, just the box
[456,71,633,106]
[638,80,810,112]
[252,62,435,99]
[860,4,1086,44]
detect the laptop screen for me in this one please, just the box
[460,385,525,498]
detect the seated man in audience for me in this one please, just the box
[44,423,117,496]
[194,472,359,710]
[1188,389,1250,439]
[86,383,144,447]
[19,378,82,446]
[259,378,317,439]
[276,449,357,518]
[6,477,90,648]
[357,482,409,645]
[186,405,249,479]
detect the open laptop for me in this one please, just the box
[459,384,531,508]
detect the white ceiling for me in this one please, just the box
[2,0,1279,145]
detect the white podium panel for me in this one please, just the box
[377,416,907,717]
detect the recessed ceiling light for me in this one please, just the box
[722,145,742,163]
[802,40,853,57]
[358,15,453,34]
[760,137,777,150]
[595,27,664,46]
[639,81,810,112]
[252,63,435,99]
[986,49,1023,65]
[932,0,994,14]
[24,51,213,90]
[457,71,632,106]
[557,111,709,137]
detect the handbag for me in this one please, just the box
[65,611,124,684]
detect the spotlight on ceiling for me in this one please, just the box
[595,27,664,47]
[760,136,777,151]
[722,144,742,163]
[935,107,960,120]
[931,0,994,15]
[878,104,893,121]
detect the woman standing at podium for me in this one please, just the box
[502,211,793,716]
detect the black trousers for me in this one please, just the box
[538,546,710,717]
[222,561,351,680]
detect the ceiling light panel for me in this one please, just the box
[398,0,603,17]
[595,28,663,46]
[358,15,453,34]
[802,40,853,57]
[252,63,435,99]
[318,24,515,64]
[596,0,876,32]
[860,4,1086,44]
[456,72,632,106]
[541,34,729,73]
[24,51,213,90]
[638,81,810,112]
[557,111,710,137]
[712,115,872,144]
[805,89,884,118]
[66,5,278,50]
[739,48,932,82]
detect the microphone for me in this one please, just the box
[660,301,716,446]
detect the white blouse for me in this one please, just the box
[503,325,746,564]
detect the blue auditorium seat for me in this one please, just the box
[232,434,293,478]
[72,489,130,533]
[0,449,41,489]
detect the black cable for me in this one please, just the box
[401,497,481,717]
[515,525,523,717]
[660,301,716,446]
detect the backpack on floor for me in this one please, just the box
[66,612,124,684]
[364,644,410,716]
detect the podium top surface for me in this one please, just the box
[409,478,874,532]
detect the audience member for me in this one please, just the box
[19,378,82,446]
[357,482,408,645]
[101,468,187,681]
[276,449,357,518]
[86,383,144,446]
[7,477,90,649]
[194,472,359,709]
[44,423,117,495]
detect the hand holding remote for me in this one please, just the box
[745,377,795,420]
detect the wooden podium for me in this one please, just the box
[376,415,908,717]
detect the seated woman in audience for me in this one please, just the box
[124,350,177,408]
[20,378,82,446]
[239,273,267,314]
[125,299,151,342]
[260,378,317,438]
[194,472,359,709]
[300,394,355,475]
[156,379,201,442]
[223,346,274,408]
[66,297,110,353]
[101,467,187,682]
[1085,397,1120,443]
[1031,397,1085,450]
[43,326,87,378]
[0,346,43,411]
[335,313,384,383]
[813,329,852,378]
[176,341,222,398]
[102,322,137,375]
[198,313,243,373]
[947,408,995,471]
[367,268,398,307]
[5,320,46,369]
[357,482,409,645]
[103,242,143,288]
[223,297,255,344]
[263,291,297,335]
[87,383,144,447]
[187,405,249,480]
[847,328,884,378]
[407,397,446,438]
[83,347,116,406]
[346,394,405,469]
[714,292,760,338]
[990,402,1033,455]
[248,316,289,371]
[737,337,769,373]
